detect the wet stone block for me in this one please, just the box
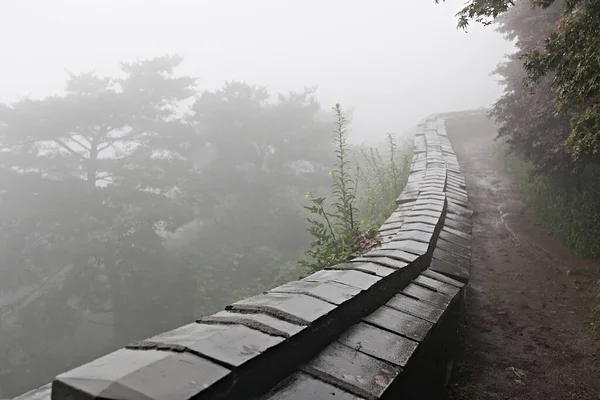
[396,191,419,205]
[404,210,443,220]
[385,293,444,324]
[379,221,404,233]
[199,310,305,338]
[430,257,470,284]
[447,202,473,218]
[399,222,436,234]
[52,349,230,400]
[143,323,284,367]
[380,240,429,256]
[263,372,362,400]
[422,269,465,288]
[436,237,471,259]
[391,230,433,244]
[269,280,362,305]
[402,283,453,309]
[335,261,397,277]
[446,191,469,204]
[350,256,408,271]
[444,217,472,235]
[401,215,441,227]
[414,275,461,297]
[442,226,472,242]
[446,186,468,198]
[414,199,445,209]
[362,249,418,263]
[364,305,433,342]
[301,342,400,400]
[228,293,336,325]
[446,177,466,188]
[305,268,381,291]
[412,202,444,213]
[339,322,419,368]
[433,248,470,270]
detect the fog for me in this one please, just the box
[1,0,514,142]
[0,1,516,397]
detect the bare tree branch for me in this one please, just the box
[54,139,86,160]
[69,135,91,152]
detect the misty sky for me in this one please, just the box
[0,0,515,143]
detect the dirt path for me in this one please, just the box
[444,116,600,400]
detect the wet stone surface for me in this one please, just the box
[305,268,381,290]
[402,283,453,309]
[433,247,470,270]
[351,256,408,271]
[444,217,472,234]
[363,249,418,263]
[228,292,336,325]
[412,202,444,213]
[430,256,471,283]
[398,222,436,235]
[338,322,419,368]
[144,323,284,367]
[380,240,429,256]
[401,215,441,227]
[53,349,230,400]
[385,293,445,324]
[200,310,305,338]
[422,268,465,288]
[436,237,472,259]
[391,230,434,244]
[338,261,397,277]
[439,229,472,250]
[414,275,461,296]
[364,305,433,342]
[405,209,443,220]
[264,372,363,400]
[270,280,362,305]
[301,342,400,400]
[442,226,472,241]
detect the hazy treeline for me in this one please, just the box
[0,55,325,395]
[0,54,413,396]
[489,0,600,260]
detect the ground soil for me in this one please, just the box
[444,116,600,400]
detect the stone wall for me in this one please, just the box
[13,115,472,400]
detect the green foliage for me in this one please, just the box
[441,0,600,158]
[300,104,360,272]
[299,105,411,272]
[0,59,338,396]
[356,134,412,227]
[501,147,600,259]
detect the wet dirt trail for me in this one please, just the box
[444,116,600,400]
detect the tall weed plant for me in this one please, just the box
[355,134,412,227]
[300,104,412,271]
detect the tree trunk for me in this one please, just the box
[87,140,98,187]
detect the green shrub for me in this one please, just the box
[500,144,600,259]
[355,134,412,227]
[299,104,412,272]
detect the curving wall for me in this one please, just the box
[13,114,472,400]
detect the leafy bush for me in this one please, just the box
[300,104,411,271]
[500,144,600,260]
